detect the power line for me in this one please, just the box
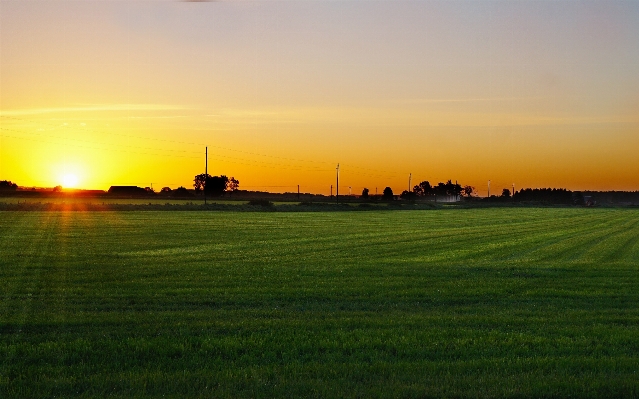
[0,129,201,160]
[2,114,490,192]
[0,127,332,173]
[0,114,206,148]
[1,114,336,167]
[1,115,411,179]
[0,126,202,157]
[1,114,416,178]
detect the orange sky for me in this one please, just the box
[1,0,639,195]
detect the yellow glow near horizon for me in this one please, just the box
[1,104,639,194]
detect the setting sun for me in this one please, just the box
[61,174,79,188]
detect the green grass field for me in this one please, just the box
[2,209,639,398]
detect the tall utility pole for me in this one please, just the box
[331,185,333,198]
[512,183,515,198]
[298,185,300,200]
[488,180,491,198]
[336,163,340,204]
[204,146,208,205]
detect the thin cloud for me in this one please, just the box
[400,97,544,104]
[0,104,186,116]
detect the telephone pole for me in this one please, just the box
[336,163,340,204]
[204,146,208,205]
[298,185,300,200]
[488,180,491,198]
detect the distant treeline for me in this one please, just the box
[3,179,639,205]
[581,191,639,205]
[0,180,18,191]
[490,188,639,205]
[512,188,573,204]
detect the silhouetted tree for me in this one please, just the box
[432,182,445,196]
[160,187,172,193]
[361,188,369,199]
[501,188,511,198]
[413,181,432,197]
[431,180,461,197]
[194,174,236,196]
[0,180,18,191]
[205,175,229,196]
[447,180,462,196]
[382,187,394,200]
[193,173,211,193]
[172,186,191,197]
[461,185,475,198]
[227,177,240,192]
[52,185,62,192]
[400,190,416,200]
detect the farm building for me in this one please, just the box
[107,186,149,196]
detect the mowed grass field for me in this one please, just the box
[1,209,639,398]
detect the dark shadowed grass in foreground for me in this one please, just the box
[1,209,639,398]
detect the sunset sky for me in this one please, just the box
[1,0,638,195]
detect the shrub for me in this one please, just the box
[248,199,274,207]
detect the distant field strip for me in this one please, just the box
[1,209,639,398]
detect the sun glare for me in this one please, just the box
[62,174,79,188]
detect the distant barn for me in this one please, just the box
[107,186,149,196]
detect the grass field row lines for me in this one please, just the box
[2,209,639,397]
